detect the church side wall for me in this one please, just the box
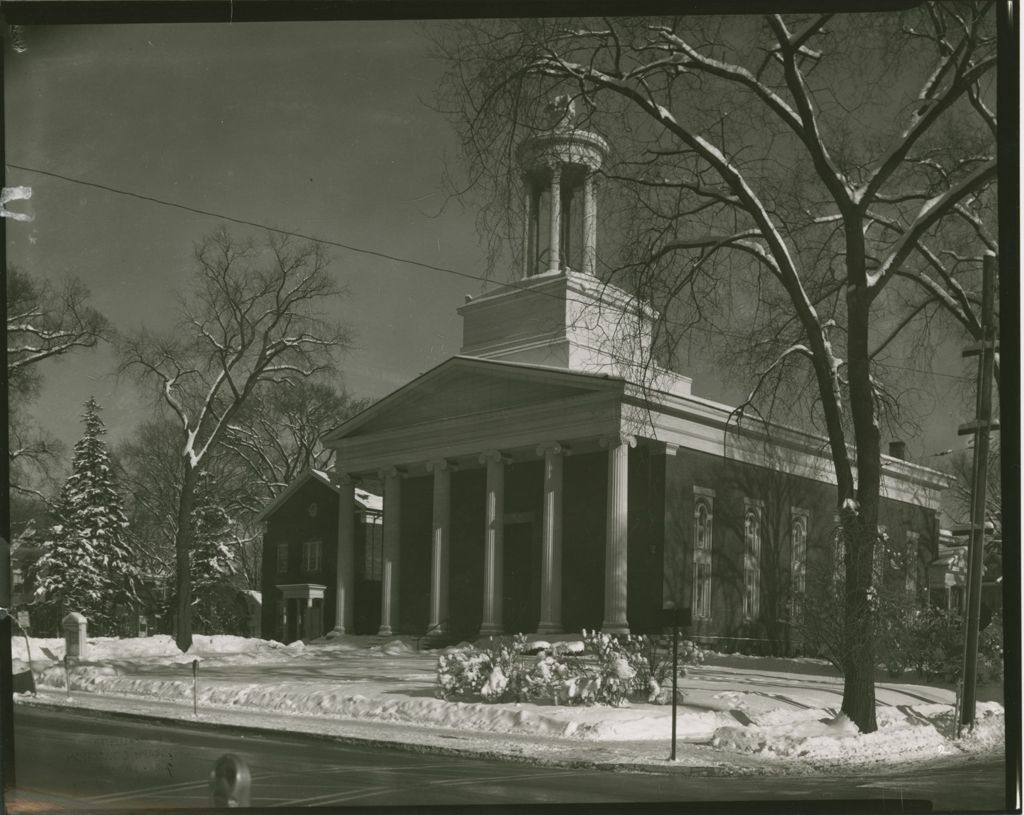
[661,447,939,654]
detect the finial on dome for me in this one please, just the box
[545,94,577,131]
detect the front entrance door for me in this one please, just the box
[503,521,537,634]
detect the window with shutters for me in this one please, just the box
[302,540,322,573]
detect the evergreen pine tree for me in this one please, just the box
[32,397,140,634]
[188,469,239,633]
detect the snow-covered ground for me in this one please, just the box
[11,634,1005,774]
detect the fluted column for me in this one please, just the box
[522,177,535,278]
[427,459,454,635]
[582,172,597,275]
[537,442,566,634]
[479,450,507,635]
[601,434,635,633]
[547,164,562,273]
[377,466,403,636]
[332,474,356,636]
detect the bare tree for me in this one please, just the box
[435,5,997,732]
[117,228,353,650]
[117,418,261,616]
[946,438,1001,531]
[221,379,371,510]
[6,266,108,496]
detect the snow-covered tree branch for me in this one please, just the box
[116,228,354,650]
[433,2,998,733]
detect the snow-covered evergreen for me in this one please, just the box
[191,469,236,594]
[31,397,141,634]
[188,469,241,632]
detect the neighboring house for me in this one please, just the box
[264,115,948,647]
[929,527,1002,620]
[258,469,382,642]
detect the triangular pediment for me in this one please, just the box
[325,356,623,441]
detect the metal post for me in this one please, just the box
[670,619,679,761]
[63,654,71,699]
[958,252,998,733]
[192,659,199,717]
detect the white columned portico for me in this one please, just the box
[601,434,635,633]
[377,466,403,636]
[537,442,566,634]
[479,450,508,635]
[427,459,455,636]
[331,475,356,636]
[547,164,562,273]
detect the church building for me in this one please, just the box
[261,113,948,648]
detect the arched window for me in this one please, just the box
[696,501,712,550]
[791,512,808,602]
[693,490,714,620]
[743,502,762,620]
[833,526,846,583]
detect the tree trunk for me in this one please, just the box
[841,236,882,734]
[840,514,878,733]
[174,463,199,653]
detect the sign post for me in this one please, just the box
[659,604,691,761]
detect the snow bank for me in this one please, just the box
[13,634,1006,770]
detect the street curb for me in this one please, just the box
[15,693,768,777]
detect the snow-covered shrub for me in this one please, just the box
[579,630,704,706]
[436,646,491,699]
[435,631,706,706]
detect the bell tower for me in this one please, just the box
[517,96,608,278]
[457,97,692,396]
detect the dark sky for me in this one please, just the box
[6,20,488,447]
[5,17,970,467]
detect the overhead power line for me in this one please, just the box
[5,162,484,284]
[5,161,975,384]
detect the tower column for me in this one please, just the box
[331,474,356,636]
[377,466,403,636]
[583,172,597,275]
[479,450,507,635]
[537,442,566,634]
[523,176,540,279]
[427,459,454,636]
[601,434,635,633]
[547,164,563,273]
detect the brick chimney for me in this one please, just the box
[888,440,907,460]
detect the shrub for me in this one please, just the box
[435,631,705,706]
[904,607,1003,684]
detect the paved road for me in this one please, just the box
[10,706,1009,811]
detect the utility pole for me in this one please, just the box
[957,251,998,733]
[0,15,17,806]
